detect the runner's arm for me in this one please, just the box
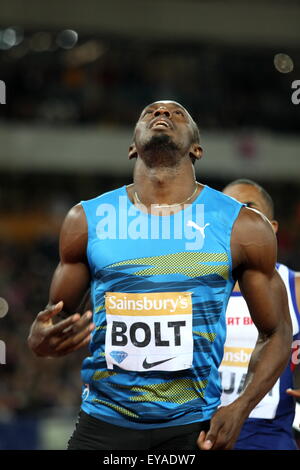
[198,208,292,450]
[28,204,94,357]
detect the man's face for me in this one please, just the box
[133,100,197,160]
[223,184,267,215]
[223,183,278,233]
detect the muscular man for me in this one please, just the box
[28,101,292,451]
[220,179,300,450]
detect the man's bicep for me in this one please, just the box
[48,203,90,314]
[239,269,289,334]
[235,210,289,334]
[59,203,88,263]
[49,261,90,314]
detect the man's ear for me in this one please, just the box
[270,219,279,234]
[128,144,138,160]
[189,144,203,161]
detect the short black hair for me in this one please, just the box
[224,178,274,219]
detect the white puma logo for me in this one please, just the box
[187,221,210,238]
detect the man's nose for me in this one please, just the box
[154,107,171,118]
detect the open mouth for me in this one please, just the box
[151,120,171,129]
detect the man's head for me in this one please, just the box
[128,100,202,168]
[223,179,278,233]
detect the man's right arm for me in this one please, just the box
[27,204,95,357]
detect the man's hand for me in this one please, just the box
[27,301,95,357]
[197,402,248,450]
[286,388,300,398]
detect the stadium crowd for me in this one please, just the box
[0,32,299,133]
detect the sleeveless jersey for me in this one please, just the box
[80,184,243,429]
[219,263,300,450]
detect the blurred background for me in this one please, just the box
[0,0,300,449]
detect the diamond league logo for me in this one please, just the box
[110,351,128,364]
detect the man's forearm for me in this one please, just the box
[51,289,91,324]
[234,324,292,416]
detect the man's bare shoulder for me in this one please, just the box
[63,203,86,225]
[231,206,277,270]
[234,206,275,241]
[60,203,88,263]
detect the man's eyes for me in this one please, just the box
[143,109,184,117]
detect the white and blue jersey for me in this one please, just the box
[219,263,300,450]
[80,185,243,429]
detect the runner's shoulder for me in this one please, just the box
[59,204,88,261]
[234,206,275,242]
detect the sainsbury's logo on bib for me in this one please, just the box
[106,292,191,315]
[105,292,193,372]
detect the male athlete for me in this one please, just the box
[28,101,292,450]
[219,179,300,450]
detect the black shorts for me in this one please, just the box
[67,410,210,450]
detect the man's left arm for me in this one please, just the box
[198,208,293,450]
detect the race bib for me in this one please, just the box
[105,291,193,372]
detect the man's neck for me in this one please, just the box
[131,157,199,209]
